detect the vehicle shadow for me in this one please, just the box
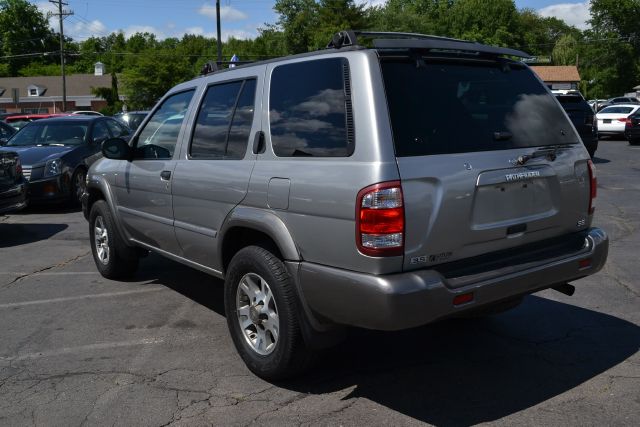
[16,204,81,215]
[136,254,640,425]
[593,156,611,164]
[0,223,69,248]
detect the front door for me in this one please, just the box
[113,89,196,255]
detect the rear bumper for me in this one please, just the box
[0,181,27,214]
[297,228,608,331]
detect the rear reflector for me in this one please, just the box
[356,181,404,257]
[453,292,474,306]
[579,258,592,269]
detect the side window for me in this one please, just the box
[190,79,256,159]
[91,121,110,144]
[269,58,354,157]
[135,90,195,160]
[105,119,129,137]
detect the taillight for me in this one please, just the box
[356,181,404,257]
[618,118,631,124]
[15,157,22,176]
[587,160,596,215]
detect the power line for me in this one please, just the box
[49,0,74,111]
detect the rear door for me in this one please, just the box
[172,71,261,270]
[379,57,592,271]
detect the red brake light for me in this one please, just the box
[587,160,596,214]
[356,181,404,257]
[618,118,631,124]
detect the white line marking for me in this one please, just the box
[0,287,166,309]
[0,338,165,361]
[0,272,99,276]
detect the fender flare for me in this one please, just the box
[86,176,133,247]
[218,206,301,265]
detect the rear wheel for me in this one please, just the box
[225,246,314,380]
[629,139,640,146]
[89,200,139,279]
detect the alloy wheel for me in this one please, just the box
[236,272,280,355]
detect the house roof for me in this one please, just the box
[530,65,580,83]
[0,74,112,97]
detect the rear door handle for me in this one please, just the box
[160,170,171,181]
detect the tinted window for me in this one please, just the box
[105,119,129,137]
[270,58,353,157]
[190,80,249,159]
[91,121,110,143]
[136,90,195,159]
[7,122,87,146]
[381,59,575,156]
[227,80,257,159]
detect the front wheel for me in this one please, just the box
[70,168,87,206]
[224,246,314,380]
[89,200,139,279]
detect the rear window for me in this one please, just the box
[381,59,575,156]
[599,106,634,114]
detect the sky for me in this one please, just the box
[33,0,593,42]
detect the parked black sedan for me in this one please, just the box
[0,150,27,214]
[0,116,130,205]
[624,112,640,145]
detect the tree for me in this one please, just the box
[92,73,122,115]
[448,0,520,46]
[0,0,58,76]
[121,49,192,110]
[274,0,318,53]
[552,34,578,65]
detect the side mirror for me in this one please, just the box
[102,138,131,160]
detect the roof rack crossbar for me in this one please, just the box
[326,30,531,58]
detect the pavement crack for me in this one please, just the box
[0,251,91,289]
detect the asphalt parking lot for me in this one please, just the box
[1,139,638,426]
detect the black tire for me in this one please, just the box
[629,139,640,146]
[587,149,596,158]
[89,200,139,279]
[69,168,87,206]
[224,246,314,381]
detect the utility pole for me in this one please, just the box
[49,0,73,112]
[216,0,222,65]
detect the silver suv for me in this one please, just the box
[82,32,608,380]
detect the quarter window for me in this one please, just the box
[269,58,354,157]
[135,90,195,160]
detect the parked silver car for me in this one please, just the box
[82,31,608,380]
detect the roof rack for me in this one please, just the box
[327,30,531,59]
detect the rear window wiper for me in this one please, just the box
[517,145,568,165]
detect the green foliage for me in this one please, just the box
[552,35,578,65]
[0,0,58,75]
[121,49,192,110]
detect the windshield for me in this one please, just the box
[599,106,634,114]
[380,58,577,156]
[7,122,88,146]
